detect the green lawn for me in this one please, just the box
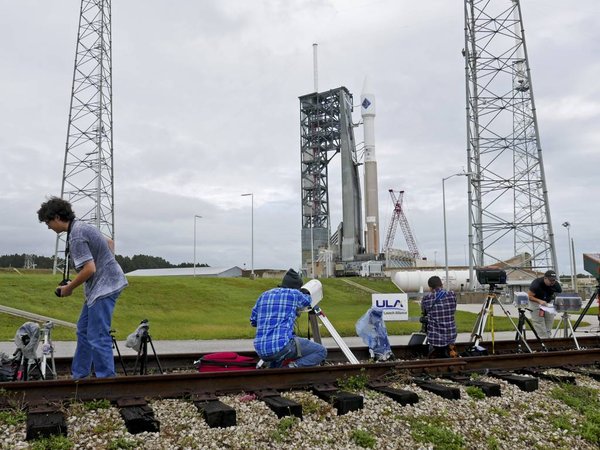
[0,272,595,341]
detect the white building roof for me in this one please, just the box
[126,266,242,277]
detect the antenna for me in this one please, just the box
[312,43,319,92]
[53,0,115,273]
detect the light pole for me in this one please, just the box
[443,172,471,288]
[193,215,202,277]
[562,221,576,291]
[241,193,254,278]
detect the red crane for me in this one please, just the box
[383,189,421,259]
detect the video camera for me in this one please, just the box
[300,279,323,310]
[476,268,507,286]
[54,279,71,297]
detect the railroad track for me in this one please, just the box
[2,337,600,444]
[37,335,600,375]
[2,337,600,405]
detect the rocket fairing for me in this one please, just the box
[361,77,380,255]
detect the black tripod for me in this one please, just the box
[572,282,600,332]
[515,308,547,353]
[111,330,128,376]
[132,322,163,375]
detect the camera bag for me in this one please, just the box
[196,352,258,372]
[408,332,427,346]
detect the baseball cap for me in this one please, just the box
[544,270,557,280]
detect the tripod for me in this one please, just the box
[471,284,531,353]
[111,330,128,376]
[553,310,580,350]
[13,322,55,381]
[571,283,600,332]
[132,325,163,375]
[515,308,547,353]
[39,321,56,380]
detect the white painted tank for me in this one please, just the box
[392,270,473,292]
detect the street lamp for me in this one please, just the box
[193,215,202,277]
[443,172,471,288]
[241,193,254,278]
[562,221,577,291]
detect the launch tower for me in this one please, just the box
[299,87,363,273]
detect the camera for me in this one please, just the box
[55,279,71,297]
[476,268,507,286]
[419,314,428,333]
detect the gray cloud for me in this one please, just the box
[1,0,598,274]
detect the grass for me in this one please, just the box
[403,414,465,450]
[550,383,600,445]
[0,271,586,341]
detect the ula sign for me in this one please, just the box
[371,293,408,321]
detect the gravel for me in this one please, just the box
[2,368,599,449]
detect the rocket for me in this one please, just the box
[361,77,380,255]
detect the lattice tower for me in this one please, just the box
[463,0,557,279]
[53,0,114,273]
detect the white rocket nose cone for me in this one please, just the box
[360,76,376,116]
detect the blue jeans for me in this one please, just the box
[264,337,327,368]
[72,294,118,379]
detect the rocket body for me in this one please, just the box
[361,78,380,255]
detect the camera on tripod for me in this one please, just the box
[476,268,507,287]
[54,279,71,297]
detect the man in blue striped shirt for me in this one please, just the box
[421,276,457,358]
[250,269,327,368]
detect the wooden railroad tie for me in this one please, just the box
[26,403,67,441]
[412,378,461,400]
[488,371,539,392]
[116,397,160,434]
[443,375,502,397]
[312,384,364,416]
[367,380,419,406]
[255,389,303,419]
[193,393,236,428]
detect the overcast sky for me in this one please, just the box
[1,0,599,275]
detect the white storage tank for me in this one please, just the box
[392,270,473,292]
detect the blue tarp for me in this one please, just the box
[355,308,393,361]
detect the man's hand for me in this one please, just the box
[55,282,74,298]
[299,288,311,296]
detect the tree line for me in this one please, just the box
[0,253,208,273]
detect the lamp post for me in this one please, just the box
[443,172,471,288]
[241,193,254,278]
[193,214,202,277]
[562,221,576,291]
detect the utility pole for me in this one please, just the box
[54,0,115,273]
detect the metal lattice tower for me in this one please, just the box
[383,190,420,260]
[464,0,557,280]
[54,0,114,272]
[299,87,362,270]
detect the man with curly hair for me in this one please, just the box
[37,197,128,378]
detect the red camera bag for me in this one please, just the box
[196,352,258,372]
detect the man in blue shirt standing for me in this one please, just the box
[421,276,457,358]
[38,197,128,379]
[250,269,327,368]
